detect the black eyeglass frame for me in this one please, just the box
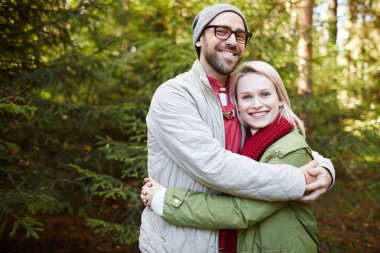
[204,25,252,45]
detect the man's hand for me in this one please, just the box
[299,162,332,203]
[300,160,318,186]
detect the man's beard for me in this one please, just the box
[204,47,242,75]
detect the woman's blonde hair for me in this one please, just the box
[230,61,305,135]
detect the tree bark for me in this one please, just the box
[297,0,313,96]
[347,0,359,80]
[327,0,338,44]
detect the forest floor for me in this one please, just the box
[0,213,138,253]
[0,168,379,253]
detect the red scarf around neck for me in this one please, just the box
[240,115,294,161]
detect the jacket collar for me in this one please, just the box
[192,60,210,89]
[191,60,231,91]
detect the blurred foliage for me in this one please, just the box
[0,0,379,252]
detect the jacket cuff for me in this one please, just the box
[151,187,166,216]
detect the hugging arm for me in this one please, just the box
[143,148,313,229]
[147,83,306,200]
[148,83,335,201]
[163,188,286,229]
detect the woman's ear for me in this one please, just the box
[195,41,201,47]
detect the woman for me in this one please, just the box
[141,61,319,253]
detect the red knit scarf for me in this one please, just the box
[240,115,294,161]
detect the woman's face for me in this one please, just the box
[236,72,283,130]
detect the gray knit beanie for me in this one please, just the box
[192,4,249,57]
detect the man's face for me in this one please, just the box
[197,12,246,76]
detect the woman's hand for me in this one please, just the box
[141,178,164,209]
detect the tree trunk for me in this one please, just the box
[297,0,313,96]
[327,0,338,44]
[347,0,359,80]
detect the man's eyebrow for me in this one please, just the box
[210,24,246,32]
[234,28,246,32]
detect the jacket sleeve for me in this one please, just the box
[162,149,313,229]
[163,189,286,229]
[147,83,305,200]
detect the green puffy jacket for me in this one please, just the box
[161,129,319,253]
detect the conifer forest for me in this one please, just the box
[0,0,379,252]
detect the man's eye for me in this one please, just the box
[236,33,246,40]
[216,28,229,35]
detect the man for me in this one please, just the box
[139,4,335,253]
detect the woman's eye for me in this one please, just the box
[261,92,271,97]
[242,95,251,100]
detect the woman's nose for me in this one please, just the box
[250,98,262,108]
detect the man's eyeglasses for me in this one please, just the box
[204,25,252,45]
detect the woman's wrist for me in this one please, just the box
[151,187,167,216]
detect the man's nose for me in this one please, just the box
[225,32,238,45]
